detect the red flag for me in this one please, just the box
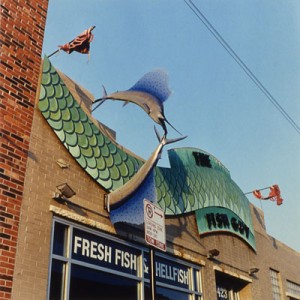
[268,185,283,206]
[253,190,262,199]
[59,26,95,54]
[252,185,283,205]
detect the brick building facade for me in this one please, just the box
[1,2,300,300]
[0,1,48,299]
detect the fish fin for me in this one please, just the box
[102,85,108,97]
[92,100,105,112]
[93,85,108,104]
[129,69,171,103]
[154,126,187,145]
[122,101,130,107]
[165,118,183,136]
[165,135,187,145]
[92,85,108,111]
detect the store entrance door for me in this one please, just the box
[215,271,249,300]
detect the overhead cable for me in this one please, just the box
[185,0,300,135]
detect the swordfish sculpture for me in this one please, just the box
[93,70,182,137]
[106,127,187,212]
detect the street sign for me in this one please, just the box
[144,199,166,252]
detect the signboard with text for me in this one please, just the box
[72,228,140,276]
[144,199,166,251]
[71,226,189,287]
[195,206,256,250]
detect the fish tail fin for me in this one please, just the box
[102,85,107,97]
[154,126,187,145]
[166,135,187,145]
[122,101,130,107]
[165,118,183,136]
[92,85,107,112]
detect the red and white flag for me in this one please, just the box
[58,26,95,54]
[252,184,283,206]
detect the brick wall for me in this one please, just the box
[11,87,110,299]
[0,1,48,299]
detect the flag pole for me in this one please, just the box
[47,49,60,58]
[47,26,96,58]
[244,186,271,195]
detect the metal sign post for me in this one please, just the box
[149,246,156,300]
[144,199,166,300]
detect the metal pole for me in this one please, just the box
[47,49,60,58]
[244,186,271,195]
[149,247,156,300]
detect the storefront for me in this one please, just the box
[48,218,203,300]
[3,2,300,300]
[215,270,250,300]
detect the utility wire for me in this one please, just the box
[185,0,300,135]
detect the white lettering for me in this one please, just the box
[115,249,122,266]
[97,244,112,263]
[105,246,112,263]
[97,243,105,260]
[144,258,149,274]
[179,269,189,285]
[73,236,112,263]
[74,236,82,254]
[173,267,178,280]
[115,249,137,270]
[123,252,130,268]
[155,262,189,285]
[82,238,90,256]
[90,241,98,259]
[130,253,136,270]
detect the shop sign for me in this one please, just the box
[196,207,256,250]
[143,254,190,289]
[72,228,140,276]
[72,228,189,288]
[144,199,166,252]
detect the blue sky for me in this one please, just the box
[42,0,300,251]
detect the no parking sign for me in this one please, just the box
[144,199,166,252]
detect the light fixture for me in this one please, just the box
[249,267,260,275]
[207,248,220,259]
[53,183,76,200]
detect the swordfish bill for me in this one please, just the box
[106,128,187,212]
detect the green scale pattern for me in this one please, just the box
[39,56,253,233]
[155,148,251,227]
[39,56,142,191]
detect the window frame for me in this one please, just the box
[269,268,283,300]
[286,280,300,300]
[47,217,203,300]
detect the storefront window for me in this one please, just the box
[145,284,191,300]
[49,259,65,300]
[48,218,203,300]
[53,222,68,256]
[69,264,138,300]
